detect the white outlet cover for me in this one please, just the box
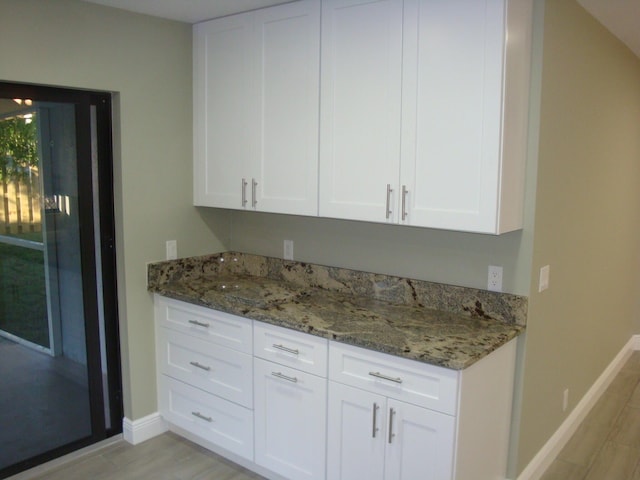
[283,239,294,261]
[487,265,503,292]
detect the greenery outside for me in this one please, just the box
[0,235,48,347]
[0,111,48,348]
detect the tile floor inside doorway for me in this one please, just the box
[0,338,91,472]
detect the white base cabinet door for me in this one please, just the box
[254,358,327,480]
[384,399,455,480]
[327,381,455,480]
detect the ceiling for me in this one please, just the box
[82,0,640,59]
[577,0,640,58]
[82,0,295,24]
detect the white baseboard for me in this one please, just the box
[122,412,167,445]
[516,335,639,480]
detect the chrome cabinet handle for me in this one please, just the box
[252,178,258,207]
[189,361,211,371]
[241,178,248,207]
[369,371,403,384]
[272,344,299,355]
[192,411,212,422]
[372,402,379,438]
[271,371,298,383]
[388,408,395,444]
[385,184,393,219]
[188,319,209,328]
[401,185,408,221]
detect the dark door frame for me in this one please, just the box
[0,81,122,477]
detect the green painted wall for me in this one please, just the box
[515,0,640,474]
[0,0,231,419]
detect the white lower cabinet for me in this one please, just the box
[328,382,455,480]
[254,358,327,480]
[327,348,456,480]
[155,297,517,480]
[328,340,517,480]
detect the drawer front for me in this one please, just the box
[158,375,253,461]
[155,295,252,354]
[253,322,328,377]
[158,327,253,408]
[329,342,459,415]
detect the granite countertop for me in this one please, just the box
[148,253,527,370]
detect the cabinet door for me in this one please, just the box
[327,382,385,480]
[254,358,327,480]
[400,0,506,232]
[253,0,320,215]
[319,0,403,223]
[193,14,254,208]
[384,399,455,480]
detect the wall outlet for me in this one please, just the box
[284,239,294,261]
[166,240,177,260]
[539,265,550,292]
[487,265,503,292]
[563,388,569,412]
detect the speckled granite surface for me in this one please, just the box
[148,252,527,370]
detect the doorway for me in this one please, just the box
[0,82,122,477]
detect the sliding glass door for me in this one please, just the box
[0,83,121,478]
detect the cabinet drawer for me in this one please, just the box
[158,376,253,461]
[155,296,252,354]
[157,327,252,408]
[329,342,459,415]
[253,322,328,377]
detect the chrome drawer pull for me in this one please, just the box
[251,178,258,207]
[385,184,393,219]
[241,178,248,207]
[388,408,395,444]
[369,371,403,384]
[271,371,298,383]
[192,411,212,422]
[189,361,211,372]
[272,344,299,355]
[401,185,408,221]
[188,319,209,328]
[372,402,379,438]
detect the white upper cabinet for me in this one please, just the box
[319,0,404,223]
[194,1,320,215]
[194,14,251,210]
[319,0,532,233]
[400,0,531,233]
[194,0,531,234]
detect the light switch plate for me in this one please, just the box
[539,265,550,292]
[166,240,177,260]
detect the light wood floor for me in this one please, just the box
[10,432,263,480]
[541,351,640,480]
[10,352,640,480]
